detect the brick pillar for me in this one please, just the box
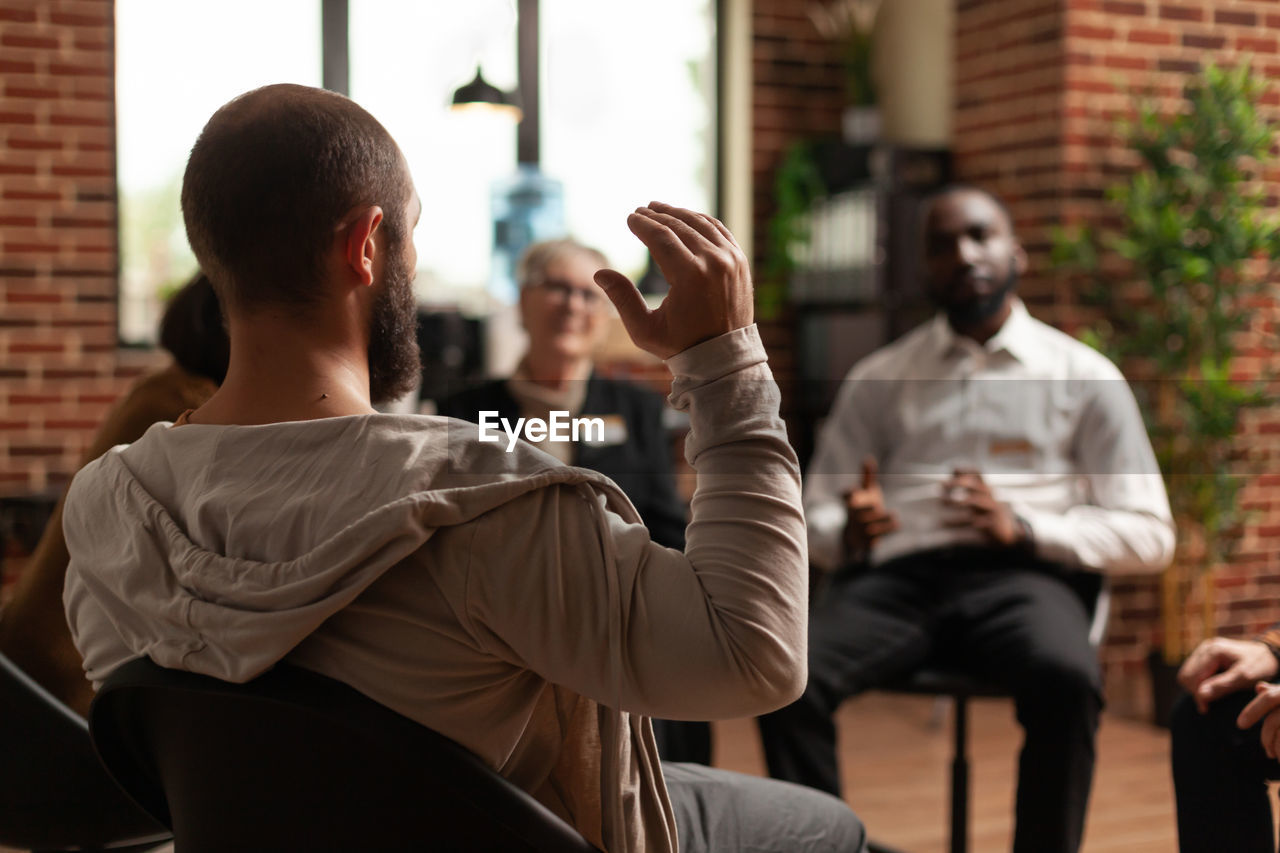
[751,1,847,269]
[0,0,157,498]
[953,1,1067,313]
[750,0,848,441]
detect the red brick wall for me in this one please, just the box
[751,0,847,266]
[955,0,1280,716]
[0,0,158,500]
[750,0,847,436]
[953,0,1068,313]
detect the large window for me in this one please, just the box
[115,0,322,343]
[116,1,716,341]
[348,0,520,307]
[541,0,715,278]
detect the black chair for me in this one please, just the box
[89,657,603,853]
[871,574,1111,853]
[0,651,170,853]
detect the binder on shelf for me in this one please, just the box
[790,188,879,305]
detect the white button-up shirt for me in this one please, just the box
[805,300,1176,573]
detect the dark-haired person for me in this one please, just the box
[60,84,865,853]
[1171,631,1280,852]
[757,185,1175,853]
[0,273,227,716]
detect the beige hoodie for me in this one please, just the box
[63,326,807,853]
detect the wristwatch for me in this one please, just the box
[1256,628,1280,672]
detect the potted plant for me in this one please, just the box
[808,0,882,142]
[1052,63,1280,723]
[756,141,826,320]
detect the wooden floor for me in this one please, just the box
[713,692,1180,853]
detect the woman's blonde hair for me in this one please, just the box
[516,238,609,289]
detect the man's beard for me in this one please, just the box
[942,265,1018,331]
[367,250,422,405]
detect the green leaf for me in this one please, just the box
[1053,60,1278,582]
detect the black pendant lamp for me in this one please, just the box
[450,66,522,121]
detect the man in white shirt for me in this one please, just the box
[758,185,1175,853]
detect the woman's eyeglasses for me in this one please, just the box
[531,279,604,308]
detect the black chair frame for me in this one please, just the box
[0,651,170,853]
[870,573,1110,853]
[90,657,602,853]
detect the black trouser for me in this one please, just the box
[1171,690,1280,852]
[757,549,1103,853]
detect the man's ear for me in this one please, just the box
[342,205,384,287]
[1012,240,1029,277]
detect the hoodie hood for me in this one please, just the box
[63,414,636,684]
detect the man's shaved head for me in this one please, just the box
[922,184,1015,235]
[181,83,410,313]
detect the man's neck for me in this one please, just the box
[187,308,375,426]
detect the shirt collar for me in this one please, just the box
[931,298,1037,365]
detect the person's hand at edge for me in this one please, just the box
[1178,636,1280,714]
[1238,681,1280,759]
[593,202,753,360]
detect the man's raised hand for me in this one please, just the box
[593,202,753,360]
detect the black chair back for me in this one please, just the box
[90,657,602,853]
[0,651,170,852]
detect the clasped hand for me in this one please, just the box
[941,468,1023,548]
[842,461,1025,558]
